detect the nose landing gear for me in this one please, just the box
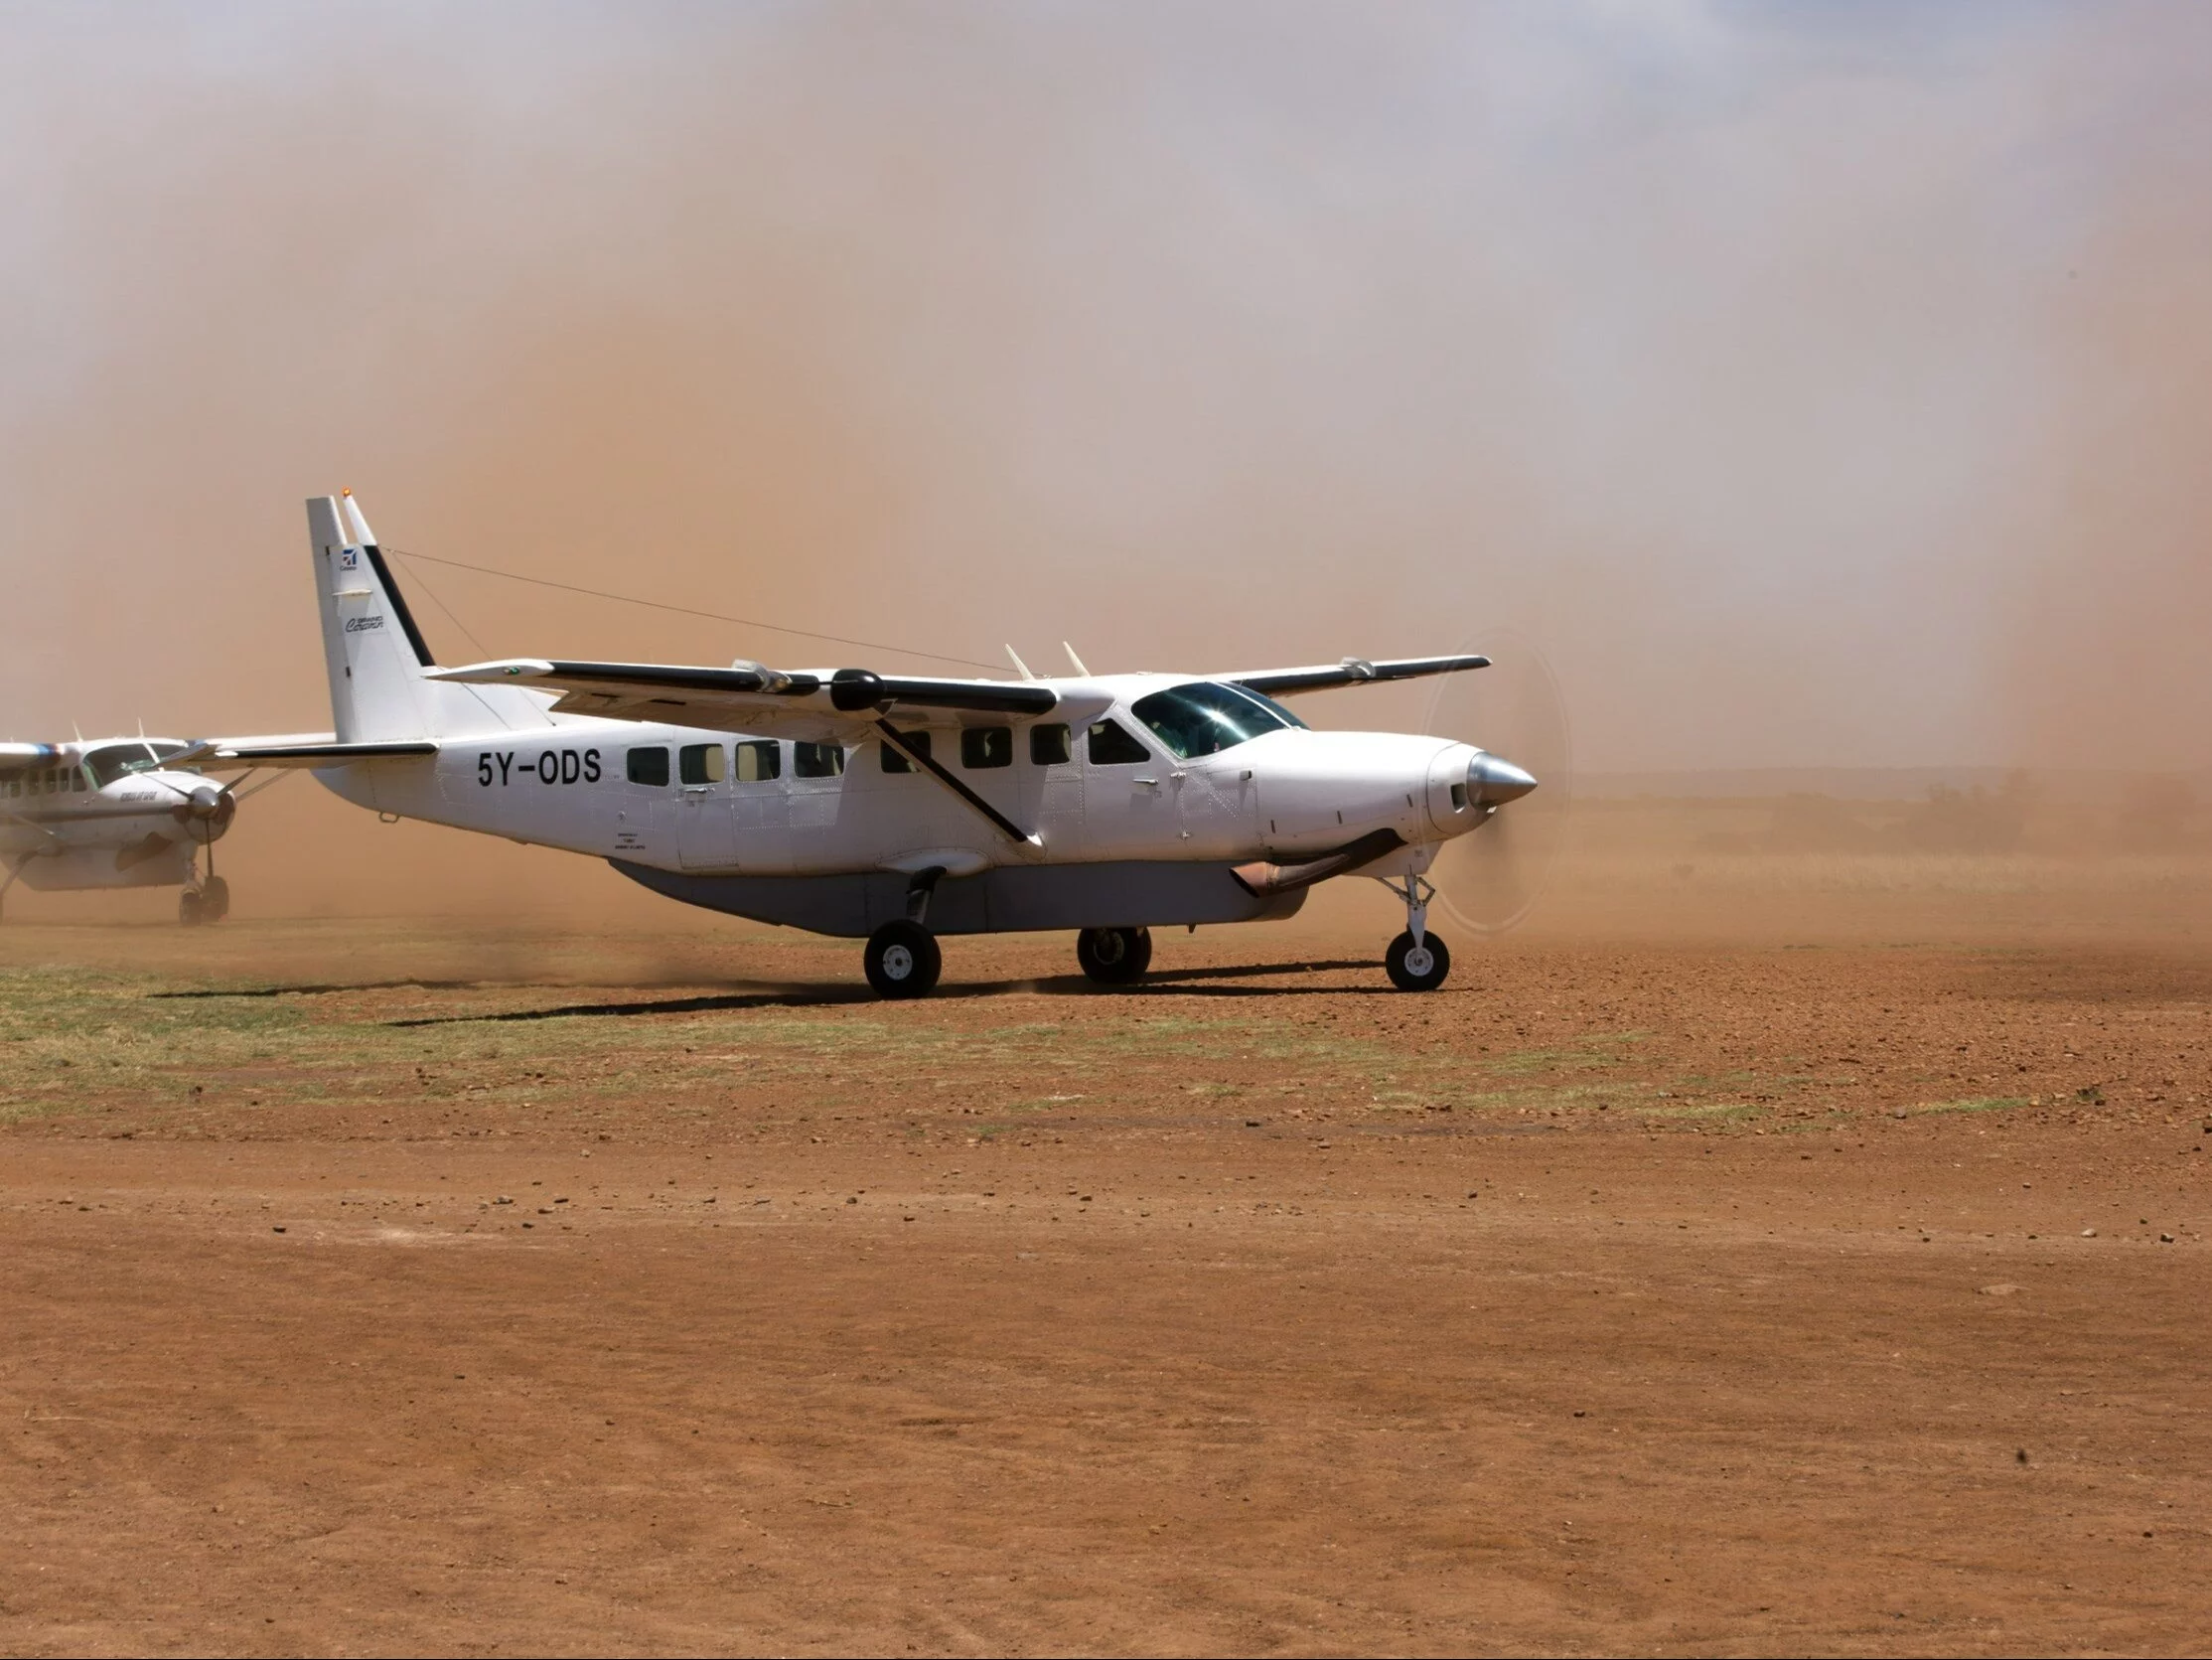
[180,850,231,927]
[1383,874,1450,991]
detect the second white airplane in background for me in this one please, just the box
[185,492,1541,996]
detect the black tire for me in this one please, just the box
[202,876,230,922]
[864,920,942,998]
[179,890,206,928]
[1385,929,1450,991]
[1076,926,1153,985]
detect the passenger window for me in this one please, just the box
[1029,723,1072,765]
[734,740,781,783]
[960,727,1011,769]
[795,741,845,779]
[879,730,932,774]
[626,747,670,787]
[679,743,725,785]
[1087,719,1150,765]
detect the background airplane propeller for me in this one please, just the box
[133,765,290,891]
[1422,629,1573,935]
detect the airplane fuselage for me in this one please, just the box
[312,675,1493,935]
[0,741,225,893]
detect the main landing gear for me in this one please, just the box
[1076,926,1151,985]
[858,915,1157,1000]
[864,866,947,997]
[1383,873,1450,992]
[864,919,942,998]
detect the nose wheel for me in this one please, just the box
[179,851,231,927]
[1383,874,1450,991]
[865,919,942,998]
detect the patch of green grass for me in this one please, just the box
[1483,1031,1652,1076]
[1908,1096,2031,1117]
[1636,1102,1764,1123]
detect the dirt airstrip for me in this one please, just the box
[2,915,2210,1656]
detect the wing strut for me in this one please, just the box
[873,721,1039,847]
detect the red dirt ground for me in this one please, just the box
[3,919,2209,1655]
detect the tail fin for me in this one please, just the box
[308,492,546,741]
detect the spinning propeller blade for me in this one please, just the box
[141,771,238,845]
[1423,630,1572,934]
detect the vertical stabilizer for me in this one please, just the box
[308,492,548,741]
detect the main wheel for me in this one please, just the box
[1385,929,1450,991]
[202,876,231,922]
[179,889,206,928]
[1076,926,1153,985]
[864,919,942,998]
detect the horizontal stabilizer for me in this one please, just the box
[1226,656,1491,696]
[174,736,438,769]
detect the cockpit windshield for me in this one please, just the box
[84,744,156,788]
[1129,680,1307,761]
[83,742,193,788]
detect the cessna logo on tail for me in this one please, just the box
[344,615,385,634]
[338,548,360,569]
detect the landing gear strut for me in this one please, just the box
[1077,926,1152,985]
[1384,874,1450,991]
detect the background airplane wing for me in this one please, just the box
[428,659,1058,736]
[1223,655,1492,695]
[0,743,64,775]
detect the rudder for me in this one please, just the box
[307,492,547,741]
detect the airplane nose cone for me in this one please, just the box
[1468,751,1539,806]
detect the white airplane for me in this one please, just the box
[182,492,1541,995]
[0,736,255,924]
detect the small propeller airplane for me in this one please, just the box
[178,491,1544,994]
[0,735,270,924]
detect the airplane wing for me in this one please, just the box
[0,743,63,776]
[1223,655,1491,696]
[427,659,1058,737]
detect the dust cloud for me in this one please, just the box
[1,4,2207,931]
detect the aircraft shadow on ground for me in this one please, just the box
[380,959,1390,1027]
[152,980,489,1000]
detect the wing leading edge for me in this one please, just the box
[1224,655,1491,696]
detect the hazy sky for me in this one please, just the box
[4,1,2208,773]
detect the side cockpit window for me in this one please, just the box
[1029,723,1071,765]
[1087,719,1151,766]
[627,747,670,787]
